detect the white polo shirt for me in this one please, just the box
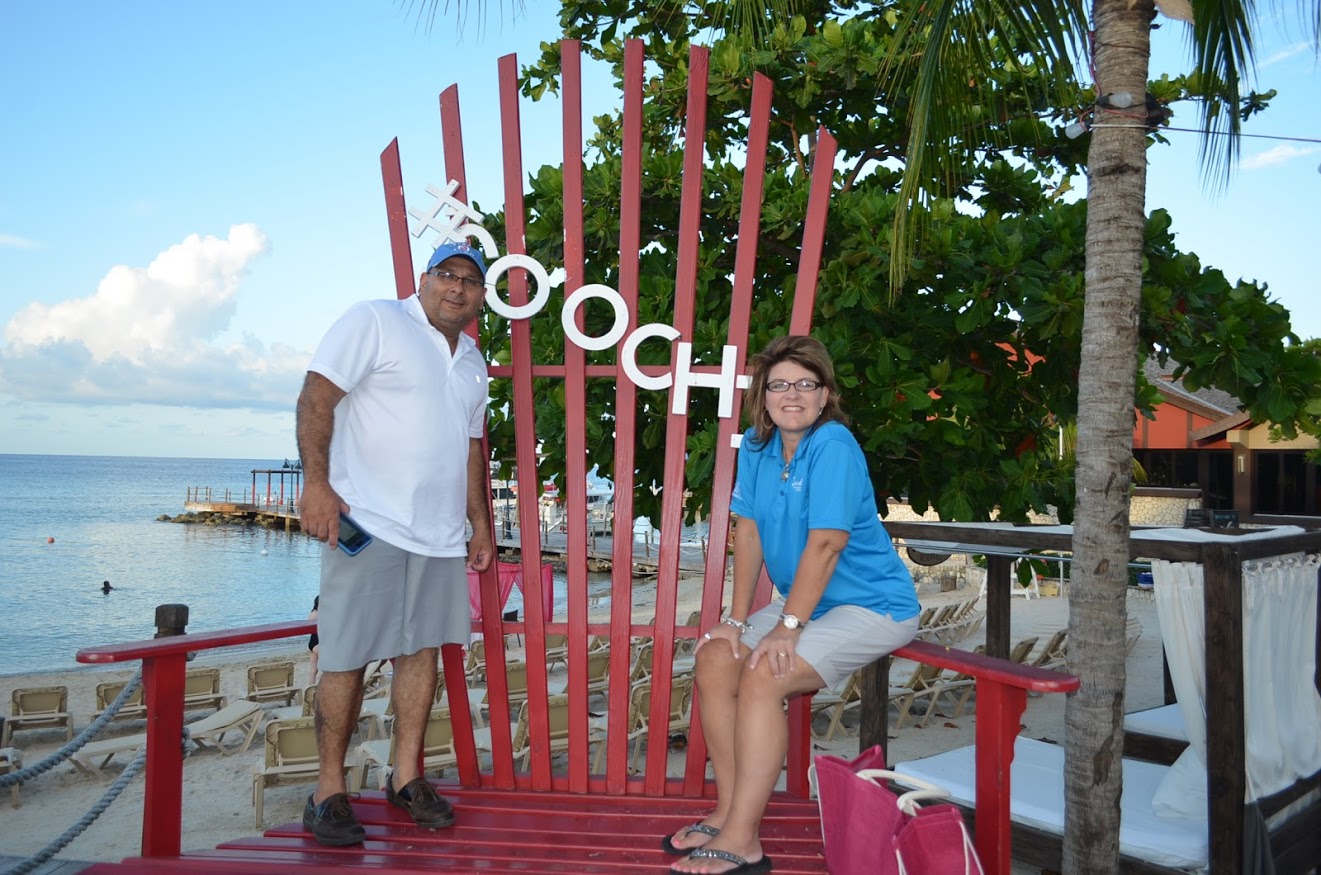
[308,294,488,557]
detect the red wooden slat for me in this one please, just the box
[439,85,469,207]
[644,43,711,790]
[497,51,555,790]
[438,83,508,790]
[603,37,645,795]
[558,38,593,794]
[683,70,775,794]
[789,127,836,335]
[85,786,830,873]
[379,139,415,301]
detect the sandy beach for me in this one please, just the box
[0,574,1166,870]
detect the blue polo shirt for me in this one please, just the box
[730,421,918,621]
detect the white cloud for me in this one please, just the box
[0,225,312,411]
[1262,43,1309,68]
[1240,144,1320,170]
[0,233,40,249]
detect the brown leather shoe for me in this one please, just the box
[303,793,365,846]
[386,775,455,828]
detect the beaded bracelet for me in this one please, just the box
[722,617,751,632]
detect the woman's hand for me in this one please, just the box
[694,621,744,659]
[749,626,802,679]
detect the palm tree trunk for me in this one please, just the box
[1064,0,1153,871]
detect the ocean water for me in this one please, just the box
[0,454,601,677]
[0,454,325,676]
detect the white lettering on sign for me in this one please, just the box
[411,180,750,424]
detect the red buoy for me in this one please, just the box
[47,536,55,544]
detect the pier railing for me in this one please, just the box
[76,621,1076,874]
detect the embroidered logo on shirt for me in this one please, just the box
[791,476,805,492]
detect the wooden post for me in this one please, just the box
[142,604,189,857]
[1202,543,1245,873]
[859,655,889,755]
[985,555,1014,659]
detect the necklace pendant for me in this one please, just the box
[781,465,790,481]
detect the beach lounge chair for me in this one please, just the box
[246,661,298,706]
[94,680,148,723]
[4,685,74,745]
[1,747,20,807]
[474,695,605,771]
[183,667,226,712]
[601,676,692,774]
[919,645,985,723]
[253,716,359,828]
[362,659,391,699]
[269,685,318,723]
[542,633,570,669]
[355,707,458,791]
[465,639,488,682]
[810,672,861,742]
[888,661,946,729]
[72,700,263,780]
[1030,629,1069,670]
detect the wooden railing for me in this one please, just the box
[76,621,1077,875]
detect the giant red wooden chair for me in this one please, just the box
[376,36,834,871]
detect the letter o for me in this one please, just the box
[562,284,629,351]
[484,253,552,321]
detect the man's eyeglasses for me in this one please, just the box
[428,268,485,291]
[766,379,822,393]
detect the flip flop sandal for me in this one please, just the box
[661,822,720,855]
[672,848,773,874]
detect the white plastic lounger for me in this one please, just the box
[893,736,1207,871]
[1123,704,1190,742]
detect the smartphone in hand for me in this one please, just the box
[336,513,373,556]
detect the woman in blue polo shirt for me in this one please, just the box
[665,335,920,875]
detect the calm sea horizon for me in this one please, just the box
[0,453,595,677]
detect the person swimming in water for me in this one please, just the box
[102,580,114,594]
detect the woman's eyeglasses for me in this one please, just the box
[428,268,485,291]
[766,379,822,393]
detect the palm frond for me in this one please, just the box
[882,0,1089,292]
[1188,0,1257,182]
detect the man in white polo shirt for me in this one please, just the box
[295,240,493,846]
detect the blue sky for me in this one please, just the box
[1,3,1316,459]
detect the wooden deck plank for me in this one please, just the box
[76,787,827,873]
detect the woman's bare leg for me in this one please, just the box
[670,657,824,874]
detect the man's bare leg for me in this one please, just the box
[313,665,366,803]
[388,647,439,786]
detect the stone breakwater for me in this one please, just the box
[157,511,291,528]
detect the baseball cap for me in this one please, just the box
[427,240,487,275]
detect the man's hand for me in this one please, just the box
[301,480,349,549]
[466,528,494,572]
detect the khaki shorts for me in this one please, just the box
[317,537,470,673]
[741,600,919,688]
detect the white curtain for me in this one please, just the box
[1150,544,1321,819]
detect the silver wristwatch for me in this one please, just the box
[779,613,805,630]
